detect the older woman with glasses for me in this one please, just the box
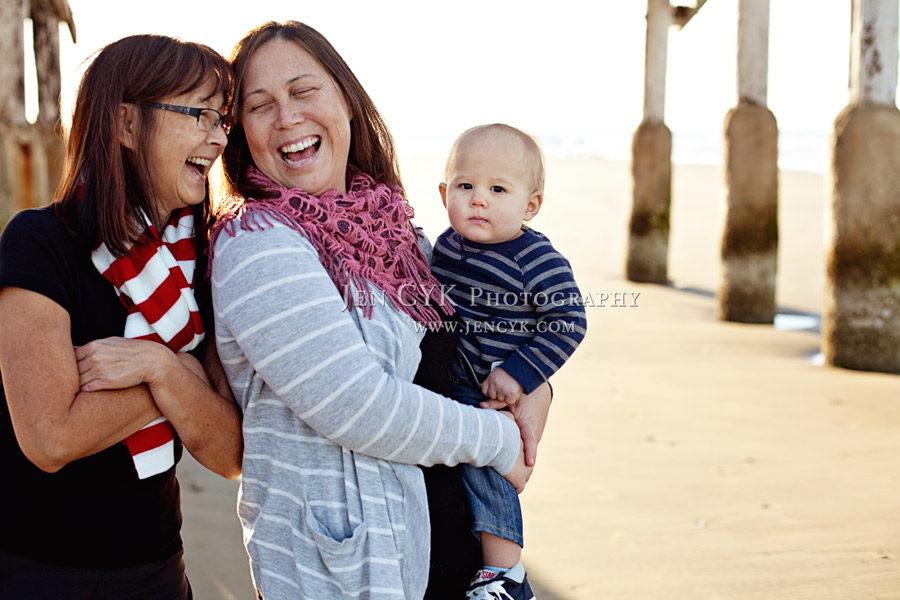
[210,21,552,600]
[0,34,242,600]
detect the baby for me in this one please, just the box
[431,123,587,599]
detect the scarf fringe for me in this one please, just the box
[209,173,452,330]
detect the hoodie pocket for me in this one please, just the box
[304,502,369,592]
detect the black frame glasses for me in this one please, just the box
[141,102,232,135]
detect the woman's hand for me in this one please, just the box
[75,337,173,393]
[497,411,533,493]
[74,335,242,479]
[482,381,551,467]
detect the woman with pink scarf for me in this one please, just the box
[211,21,551,600]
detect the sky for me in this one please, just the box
[24,0,863,148]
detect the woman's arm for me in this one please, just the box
[75,334,243,479]
[213,224,523,477]
[153,349,242,479]
[0,287,161,472]
[202,335,236,399]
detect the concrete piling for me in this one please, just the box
[719,102,778,323]
[627,120,672,283]
[824,101,900,372]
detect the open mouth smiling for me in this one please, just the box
[280,136,321,164]
[186,156,212,177]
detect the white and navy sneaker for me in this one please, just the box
[465,562,536,600]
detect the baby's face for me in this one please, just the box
[440,134,541,245]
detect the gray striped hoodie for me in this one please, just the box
[211,219,521,600]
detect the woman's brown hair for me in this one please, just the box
[222,21,403,200]
[55,34,232,256]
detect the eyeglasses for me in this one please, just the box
[141,102,233,135]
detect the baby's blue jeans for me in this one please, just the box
[448,361,524,548]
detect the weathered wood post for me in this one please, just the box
[0,0,30,226]
[0,0,26,124]
[627,0,673,283]
[0,0,74,227]
[824,0,900,372]
[32,0,67,198]
[719,0,778,323]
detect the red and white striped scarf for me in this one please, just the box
[91,207,204,479]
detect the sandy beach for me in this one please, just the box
[180,153,900,599]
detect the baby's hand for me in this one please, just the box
[480,367,523,406]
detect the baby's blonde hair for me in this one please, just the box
[444,123,546,194]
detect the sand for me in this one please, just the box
[180,154,900,599]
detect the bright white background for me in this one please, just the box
[24,0,864,148]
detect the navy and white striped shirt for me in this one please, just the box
[432,227,587,393]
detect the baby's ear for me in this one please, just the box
[438,183,448,208]
[524,191,543,221]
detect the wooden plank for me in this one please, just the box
[32,0,61,124]
[51,0,75,43]
[674,0,709,29]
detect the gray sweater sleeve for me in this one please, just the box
[212,222,520,474]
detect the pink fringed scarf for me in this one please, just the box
[211,166,452,325]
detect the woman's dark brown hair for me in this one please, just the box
[222,21,403,200]
[55,34,232,256]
